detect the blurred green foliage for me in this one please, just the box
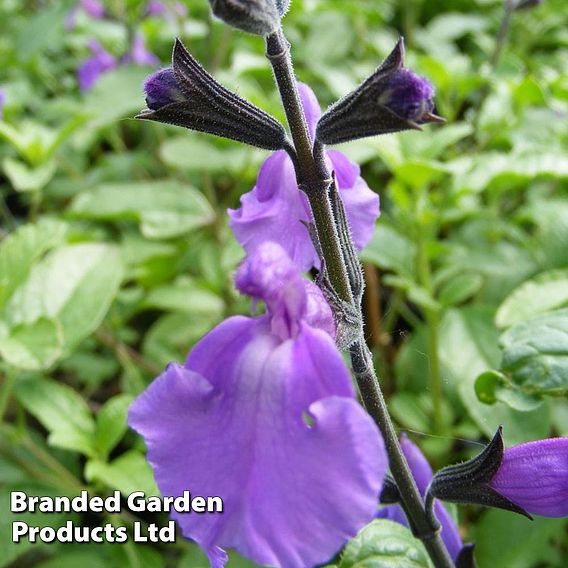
[1,0,567,566]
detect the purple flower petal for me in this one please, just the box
[127,33,159,66]
[81,0,105,18]
[490,438,568,517]
[229,84,379,272]
[129,243,387,567]
[297,81,322,141]
[77,41,117,91]
[229,150,316,272]
[377,435,463,562]
[146,0,167,16]
[328,150,380,251]
[0,89,5,120]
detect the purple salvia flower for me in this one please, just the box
[173,2,188,17]
[126,33,160,66]
[0,89,5,120]
[144,68,185,110]
[129,242,387,568]
[146,0,167,16]
[379,68,435,123]
[65,8,79,31]
[77,40,117,91]
[229,83,380,272]
[489,438,568,517]
[80,0,105,18]
[378,434,463,562]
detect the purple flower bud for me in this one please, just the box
[208,0,281,36]
[138,39,287,150]
[316,38,444,144]
[80,0,105,18]
[490,438,568,517]
[143,68,185,110]
[379,68,435,123]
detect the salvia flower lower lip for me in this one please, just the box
[129,242,388,568]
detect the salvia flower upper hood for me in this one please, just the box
[229,83,380,272]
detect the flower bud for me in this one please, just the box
[208,0,281,36]
[378,68,435,122]
[144,68,185,110]
[138,39,287,151]
[316,38,444,145]
[429,426,568,519]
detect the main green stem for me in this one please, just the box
[266,29,454,568]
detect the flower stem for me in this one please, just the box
[416,232,444,435]
[265,28,454,568]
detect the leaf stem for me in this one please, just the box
[416,233,444,435]
[265,28,454,568]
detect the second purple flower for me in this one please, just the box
[229,83,380,272]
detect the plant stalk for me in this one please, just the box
[265,29,454,568]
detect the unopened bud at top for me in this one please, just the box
[379,68,435,123]
[208,0,282,36]
[144,68,185,110]
[315,38,444,145]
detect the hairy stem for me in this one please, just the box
[266,28,454,568]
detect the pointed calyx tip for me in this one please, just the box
[428,426,532,520]
[315,37,442,145]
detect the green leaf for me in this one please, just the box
[0,483,76,568]
[473,509,566,568]
[15,376,96,456]
[361,224,416,278]
[159,137,250,172]
[438,272,483,306]
[85,450,159,496]
[499,309,568,397]
[527,199,568,270]
[458,153,568,193]
[0,318,63,370]
[95,394,134,459]
[2,157,57,192]
[83,66,151,127]
[68,181,215,239]
[142,277,224,316]
[496,269,568,328]
[0,219,67,309]
[143,311,222,368]
[439,307,550,444]
[304,11,354,63]
[339,520,432,568]
[4,243,124,351]
[474,371,502,405]
[474,371,543,411]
